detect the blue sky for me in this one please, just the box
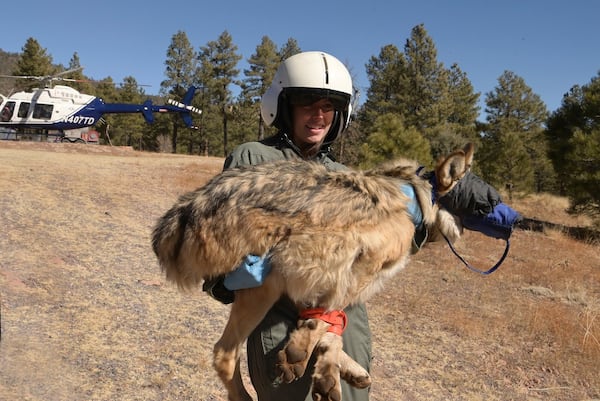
[1,0,598,118]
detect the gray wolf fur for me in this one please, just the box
[152,144,476,401]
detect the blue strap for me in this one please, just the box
[443,234,510,275]
[399,184,423,228]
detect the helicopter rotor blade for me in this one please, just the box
[0,67,85,83]
[0,75,46,80]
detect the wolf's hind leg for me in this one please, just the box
[339,350,371,389]
[213,277,283,401]
[311,332,344,401]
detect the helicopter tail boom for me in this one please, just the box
[95,86,201,127]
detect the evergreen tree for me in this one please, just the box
[447,64,480,126]
[546,72,600,216]
[481,70,551,193]
[227,90,259,149]
[112,76,146,148]
[0,49,19,95]
[161,30,197,153]
[197,30,242,156]
[67,52,95,95]
[359,113,432,168]
[92,77,120,144]
[332,120,369,167]
[482,130,534,200]
[241,36,279,140]
[13,38,54,90]
[403,24,450,131]
[278,38,302,61]
[425,64,481,160]
[546,84,585,194]
[361,44,407,127]
[359,25,479,163]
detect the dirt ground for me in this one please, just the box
[1,141,598,401]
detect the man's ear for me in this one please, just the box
[435,143,475,193]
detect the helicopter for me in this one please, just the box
[0,68,201,142]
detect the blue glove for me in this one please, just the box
[223,254,272,290]
[461,203,522,240]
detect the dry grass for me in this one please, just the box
[1,141,598,401]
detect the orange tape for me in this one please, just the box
[299,307,348,336]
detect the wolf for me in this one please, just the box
[152,143,479,401]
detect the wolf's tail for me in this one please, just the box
[151,195,204,289]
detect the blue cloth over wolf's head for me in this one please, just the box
[438,171,522,240]
[462,203,522,240]
[436,171,522,275]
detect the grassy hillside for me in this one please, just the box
[1,141,598,401]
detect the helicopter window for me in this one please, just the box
[18,103,29,118]
[33,103,54,119]
[1,102,15,122]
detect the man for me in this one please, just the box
[204,51,371,401]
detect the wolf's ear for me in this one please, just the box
[462,143,474,167]
[436,143,475,192]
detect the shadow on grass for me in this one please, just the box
[517,217,600,243]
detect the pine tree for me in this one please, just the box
[359,113,432,168]
[90,77,120,145]
[112,76,147,148]
[361,44,407,127]
[13,38,54,90]
[241,36,279,140]
[403,24,449,131]
[359,25,479,164]
[424,64,481,160]
[67,52,95,95]
[197,30,242,157]
[447,63,480,131]
[161,30,197,153]
[481,70,551,193]
[278,38,301,61]
[546,72,600,217]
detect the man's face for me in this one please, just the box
[291,98,335,148]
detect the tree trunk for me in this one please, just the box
[171,121,178,154]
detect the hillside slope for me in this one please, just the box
[1,142,598,401]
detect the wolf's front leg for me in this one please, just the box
[277,318,330,383]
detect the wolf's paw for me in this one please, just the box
[339,349,371,389]
[276,341,310,382]
[277,318,325,383]
[341,369,371,389]
[311,365,342,401]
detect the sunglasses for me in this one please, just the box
[286,88,348,111]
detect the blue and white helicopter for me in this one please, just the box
[0,68,201,141]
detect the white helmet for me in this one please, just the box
[260,51,353,145]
